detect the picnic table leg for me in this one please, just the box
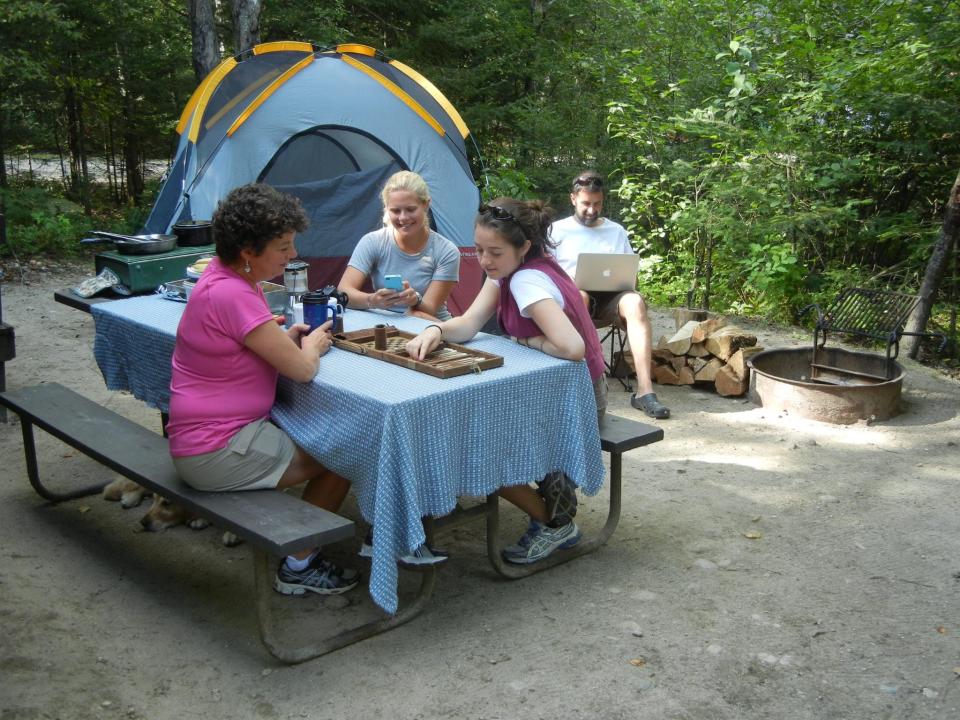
[252,549,437,664]
[19,418,110,502]
[485,454,624,579]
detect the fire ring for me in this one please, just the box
[748,347,904,424]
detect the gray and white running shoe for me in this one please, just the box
[274,555,360,596]
[502,520,581,565]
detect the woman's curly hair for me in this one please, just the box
[212,183,308,263]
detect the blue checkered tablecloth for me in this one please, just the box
[92,295,605,613]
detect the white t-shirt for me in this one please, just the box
[493,269,565,318]
[550,215,633,279]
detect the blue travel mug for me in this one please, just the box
[301,292,329,332]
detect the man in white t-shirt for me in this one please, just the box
[551,171,670,419]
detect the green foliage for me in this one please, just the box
[479,159,537,202]
[607,0,960,322]
[260,0,349,46]
[3,0,957,354]
[0,183,87,256]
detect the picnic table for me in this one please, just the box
[90,295,606,613]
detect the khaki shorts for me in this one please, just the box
[172,418,295,492]
[593,374,608,426]
[589,291,634,329]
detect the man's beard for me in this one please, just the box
[576,212,600,227]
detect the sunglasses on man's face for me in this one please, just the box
[573,177,603,191]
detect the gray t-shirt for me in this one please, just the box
[347,226,461,320]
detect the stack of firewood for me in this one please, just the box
[651,316,763,396]
[616,314,763,397]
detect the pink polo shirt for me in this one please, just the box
[167,257,278,457]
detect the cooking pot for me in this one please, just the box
[81,231,178,255]
[172,220,213,247]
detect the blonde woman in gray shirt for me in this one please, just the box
[338,171,461,321]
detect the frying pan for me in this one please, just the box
[81,231,178,255]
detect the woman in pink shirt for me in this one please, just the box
[168,183,358,596]
[406,197,607,565]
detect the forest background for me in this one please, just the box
[1,0,958,359]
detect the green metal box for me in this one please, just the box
[94,245,215,293]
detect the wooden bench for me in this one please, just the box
[0,382,400,664]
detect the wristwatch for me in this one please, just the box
[413,290,423,307]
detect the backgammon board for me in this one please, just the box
[332,326,504,378]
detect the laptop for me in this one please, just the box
[573,253,639,292]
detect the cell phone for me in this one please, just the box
[383,274,403,291]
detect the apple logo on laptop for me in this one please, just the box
[602,269,612,277]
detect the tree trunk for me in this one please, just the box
[65,84,81,194]
[906,167,960,358]
[120,85,143,204]
[76,88,91,213]
[189,0,220,82]
[232,0,262,55]
[64,81,91,212]
[0,87,7,190]
[53,118,68,189]
[0,109,7,189]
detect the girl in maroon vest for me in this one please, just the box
[406,197,607,564]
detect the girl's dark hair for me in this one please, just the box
[475,197,556,259]
[212,183,308,263]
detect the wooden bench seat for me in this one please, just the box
[0,382,365,663]
[0,382,355,556]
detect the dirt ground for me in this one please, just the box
[1,263,958,720]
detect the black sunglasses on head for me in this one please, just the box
[572,176,603,191]
[478,203,530,240]
[478,203,517,223]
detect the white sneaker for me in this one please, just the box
[398,543,450,567]
[359,528,449,566]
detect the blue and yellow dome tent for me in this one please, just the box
[144,42,483,312]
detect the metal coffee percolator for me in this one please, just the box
[282,261,309,325]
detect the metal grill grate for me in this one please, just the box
[817,288,919,345]
[798,288,924,382]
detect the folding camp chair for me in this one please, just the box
[594,319,631,391]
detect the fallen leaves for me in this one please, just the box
[629,658,647,667]
[742,531,762,540]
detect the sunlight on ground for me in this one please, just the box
[683,452,786,472]
[715,407,903,448]
[639,406,912,482]
[703,480,807,509]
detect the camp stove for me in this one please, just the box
[94,244,215,293]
